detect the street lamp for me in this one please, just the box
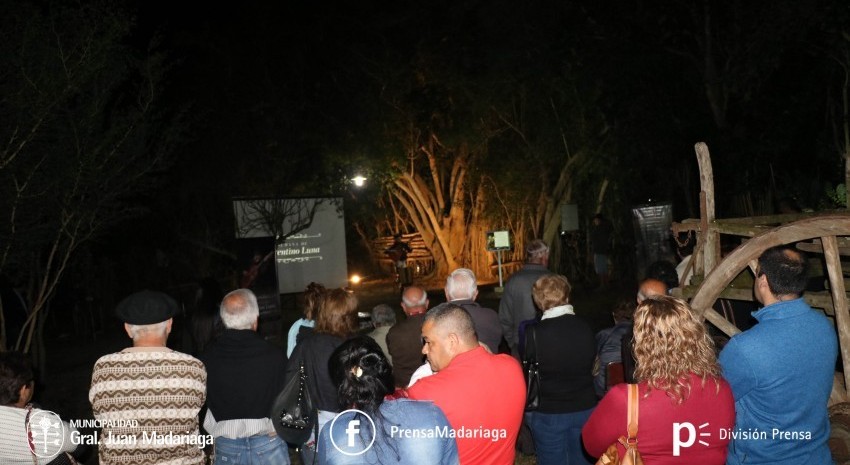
[352,175,367,187]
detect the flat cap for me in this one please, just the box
[115,290,178,325]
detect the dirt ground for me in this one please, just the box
[36,276,637,464]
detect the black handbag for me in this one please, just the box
[522,325,541,410]
[271,362,318,445]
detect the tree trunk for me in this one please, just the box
[389,140,499,279]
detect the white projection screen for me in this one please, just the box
[233,197,348,294]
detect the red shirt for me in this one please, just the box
[406,347,525,465]
[582,374,735,465]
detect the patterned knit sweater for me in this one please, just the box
[89,347,207,465]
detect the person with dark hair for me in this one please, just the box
[0,352,79,464]
[317,336,459,464]
[405,304,525,465]
[286,287,359,463]
[499,239,550,357]
[719,246,837,465]
[385,234,413,287]
[593,300,635,397]
[523,274,597,465]
[286,281,325,357]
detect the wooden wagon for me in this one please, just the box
[672,143,850,461]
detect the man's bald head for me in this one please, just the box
[637,278,667,304]
[401,286,429,315]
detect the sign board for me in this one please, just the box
[233,197,348,294]
[631,202,674,280]
[560,204,579,232]
[486,230,511,251]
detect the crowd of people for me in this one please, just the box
[0,238,839,465]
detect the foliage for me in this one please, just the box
[822,183,848,209]
[0,1,176,352]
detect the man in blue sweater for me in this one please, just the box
[719,246,837,465]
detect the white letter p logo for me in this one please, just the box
[673,422,696,456]
[673,422,710,456]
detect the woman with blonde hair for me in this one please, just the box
[523,274,597,465]
[286,287,358,463]
[582,295,735,465]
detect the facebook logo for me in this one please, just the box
[329,409,376,456]
[345,419,360,447]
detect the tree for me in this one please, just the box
[329,0,622,280]
[0,1,176,353]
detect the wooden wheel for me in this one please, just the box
[689,214,850,396]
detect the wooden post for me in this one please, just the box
[695,143,719,275]
[822,235,850,397]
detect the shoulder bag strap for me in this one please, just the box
[626,383,639,441]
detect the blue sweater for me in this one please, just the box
[719,298,837,465]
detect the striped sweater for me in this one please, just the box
[89,347,207,465]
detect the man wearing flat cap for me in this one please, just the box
[89,290,207,465]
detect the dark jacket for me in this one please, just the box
[594,321,632,396]
[499,264,550,352]
[386,313,427,387]
[529,314,597,413]
[200,329,287,421]
[452,299,503,353]
[286,332,345,412]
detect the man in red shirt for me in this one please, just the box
[406,304,525,465]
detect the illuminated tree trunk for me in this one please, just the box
[390,138,494,279]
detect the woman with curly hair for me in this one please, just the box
[317,336,458,464]
[582,295,735,465]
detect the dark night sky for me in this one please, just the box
[106,0,846,269]
[4,0,848,294]
[132,1,846,193]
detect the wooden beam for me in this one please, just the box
[822,235,850,398]
[680,285,839,317]
[719,212,820,225]
[712,222,773,238]
[797,238,850,256]
[675,211,848,234]
[703,307,741,337]
[695,143,719,275]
